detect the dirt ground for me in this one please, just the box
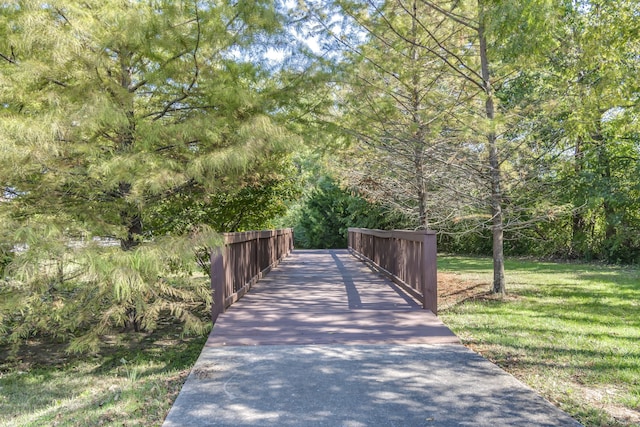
[437,272,492,311]
[0,321,195,372]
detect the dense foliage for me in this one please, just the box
[315,0,640,268]
[0,0,295,351]
[0,0,638,354]
[291,176,409,249]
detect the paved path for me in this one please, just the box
[163,250,582,427]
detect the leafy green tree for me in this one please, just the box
[0,1,290,351]
[482,0,640,263]
[550,1,640,263]
[147,155,301,235]
[432,0,640,264]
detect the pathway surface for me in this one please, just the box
[163,250,582,427]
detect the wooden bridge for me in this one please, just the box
[163,228,583,426]
[207,228,457,347]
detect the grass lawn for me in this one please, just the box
[438,256,640,427]
[0,326,206,426]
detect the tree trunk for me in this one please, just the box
[116,50,142,252]
[120,210,143,251]
[488,98,505,294]
[118,181,142,251]
[127,307,141,332]
[599,144,616,244]
[416,157,428,229]
[478,6,505,294]
[410,0,428,230]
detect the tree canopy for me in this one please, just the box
[0,0,297,351]
[311,0,640,280]
[1,0,639,352]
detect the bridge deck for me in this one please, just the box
[206,249,459,347]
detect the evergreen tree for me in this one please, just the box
[0,1,291,351]
[293,176,407,248]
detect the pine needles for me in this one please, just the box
[1,226,218,353]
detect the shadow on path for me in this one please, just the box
[204,250,457,346]
[330,251,362,309]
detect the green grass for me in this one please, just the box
[439,256,640,427]
[0,327,206,427]
[2,257,638,426]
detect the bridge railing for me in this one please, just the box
[348,228,437,314]
[211,228,294,322]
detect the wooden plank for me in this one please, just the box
[348,227,436,242]
[210,246,225,323]
[208,250,458,347]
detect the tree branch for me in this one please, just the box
[128,80,147,93]
[152,5,202,121]
[187,4,201,92]
[376,0,485,91]
[144,104,218,119]
[48,78,68,88]
[152,93,189,121]
[55,8,72,26]
[417,0,478,30]
[0,51,16,64]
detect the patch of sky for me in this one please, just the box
[601,107,625,123]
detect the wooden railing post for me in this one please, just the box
[211,245,226,323]
[421,232,437,314]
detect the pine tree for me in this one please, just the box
[0,0,291,351]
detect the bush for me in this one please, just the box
[293,177,410,249]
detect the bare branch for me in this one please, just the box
[375,1,485,91]
[128,80,147,93]
[187,4,201,92]
[143,104,219,120]
[152,5,201,121]
[55,8,72,26]
[152,93,189,121]
[0,51,16,64]
[416,0,478,30]
[48,78,68,88]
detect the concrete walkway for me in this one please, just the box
[163,250,582,427]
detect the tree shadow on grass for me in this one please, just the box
[0,321,207,426]
[439,268,640,424]
[1,320,207,387]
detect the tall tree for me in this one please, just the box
[335,0,468,229]
[0,0,291,351]
[550,0,640,262]
[326,0,561,293]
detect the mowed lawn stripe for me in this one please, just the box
[439,256,640,427]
